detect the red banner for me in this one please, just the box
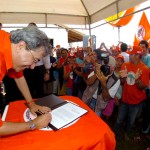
[134,12,150,46]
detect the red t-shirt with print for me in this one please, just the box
[121,61,149,104]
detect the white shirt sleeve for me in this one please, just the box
[88,71,94,78]
[43,55,51,69]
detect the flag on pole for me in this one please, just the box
[134,12,150,46]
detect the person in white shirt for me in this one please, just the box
[120,43,129,62]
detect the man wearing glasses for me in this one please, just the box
[0,26,52,136]
[23,23,51,99]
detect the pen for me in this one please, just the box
[36,110,43,116]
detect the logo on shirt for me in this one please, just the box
[126,71,136,85]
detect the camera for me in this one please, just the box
[100,53,110,76]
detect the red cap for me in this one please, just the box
[127,46,143,55]
[68,52,76,58]
[77,47,84,52]
[111,46,120,52]
[116,54,124,62]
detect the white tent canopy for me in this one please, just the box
[0,0,147,25]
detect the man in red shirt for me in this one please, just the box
[0,27,52,136]
[113,46,149,140]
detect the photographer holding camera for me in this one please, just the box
[82,49,120,116]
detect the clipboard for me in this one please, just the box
[35,94,68,110]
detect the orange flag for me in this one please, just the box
[134,12,150,46]
[106,7,135,27]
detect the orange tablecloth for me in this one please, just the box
[0,96,116,150]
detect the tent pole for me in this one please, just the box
[88,16,92,50]
[118,26,120,43]
[45,14,47,28]
[116,0,121,44]
[81,0,93,50]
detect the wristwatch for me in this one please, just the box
[29,120,36,130]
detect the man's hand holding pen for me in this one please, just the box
[28,102,51,117]
[32,113,52,129]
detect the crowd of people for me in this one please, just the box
[0,23,150,148]
[31,40,150,142]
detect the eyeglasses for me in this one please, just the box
[26,45,40,63]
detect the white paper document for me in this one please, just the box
[50,102,88,130]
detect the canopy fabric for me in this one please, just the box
[0,0,147,25]
[54,24,85,43]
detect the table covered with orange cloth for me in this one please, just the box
[0,96,116,150]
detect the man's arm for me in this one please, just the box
[100,42,112,55]
[14,76,50,116]
[101,81,111,101]
[85,71,97,86]
[120,65,128,85]
[134,68,147,90]
[135,79,147,90]
[14,76,32,102]
[99,77,120,102]
[0,113,51,136]
[96,69,111,101]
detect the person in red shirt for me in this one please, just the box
[56,48,68,95]
[113,46,149,141]
[63,52,78,95]
[0,27,52,136]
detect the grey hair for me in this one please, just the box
[10,26,49,55]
